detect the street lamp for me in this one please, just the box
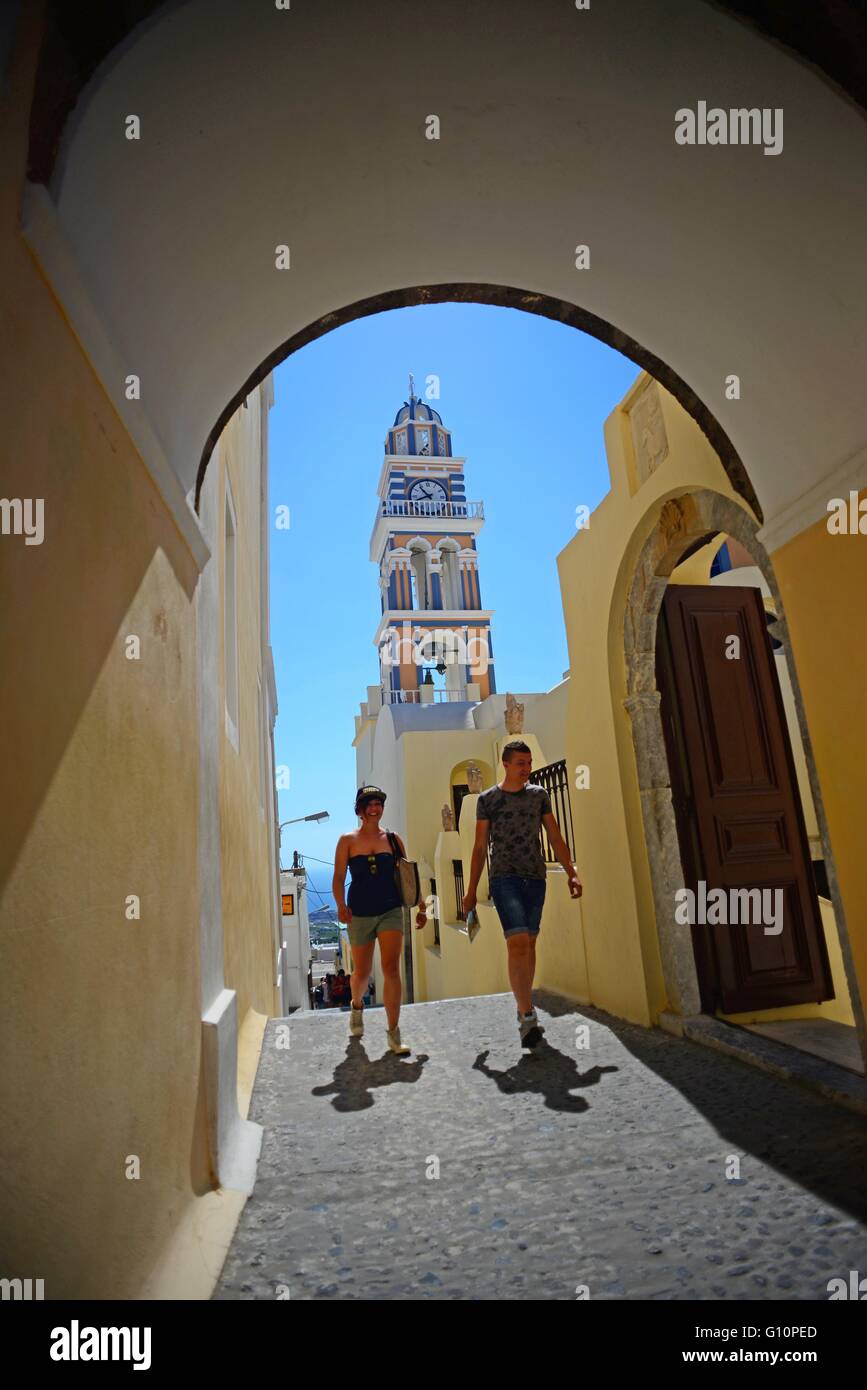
[279,811,330,834]
[278,811,330,874]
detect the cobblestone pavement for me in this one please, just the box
[214,992,867,1301]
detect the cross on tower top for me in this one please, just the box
[408,372,416,400]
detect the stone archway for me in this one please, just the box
[622,490,866,1059]
[192,284,757,517]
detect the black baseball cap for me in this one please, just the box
[355,785,387,814]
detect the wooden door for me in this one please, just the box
[657,584,833,1013]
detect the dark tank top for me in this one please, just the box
[347,848,402,916]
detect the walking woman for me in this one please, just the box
[332,785,426,1054]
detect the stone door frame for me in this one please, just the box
[622,488,867,1067]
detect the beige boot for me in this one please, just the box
[386,1025,411,1055]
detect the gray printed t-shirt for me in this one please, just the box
[477,783,553,881]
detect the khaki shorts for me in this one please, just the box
[347,905,405,947]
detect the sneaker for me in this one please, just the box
[349,1001,364,1037]
[518,1009,543,1049]
[386,1026,411,1055]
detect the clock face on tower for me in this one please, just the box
[409,479,448,506]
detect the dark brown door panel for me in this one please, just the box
[658,584,833,1013]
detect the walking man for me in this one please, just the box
[463,741,582,1048]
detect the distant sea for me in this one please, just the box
[301,870,338,916]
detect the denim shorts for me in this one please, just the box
[490,875,546,938]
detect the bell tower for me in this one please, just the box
[370,378,496,704]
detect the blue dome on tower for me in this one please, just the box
[392,398,443,427]
[385,375,452,458]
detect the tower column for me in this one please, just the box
[370,385,494,703]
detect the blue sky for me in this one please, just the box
[269,302,640,907]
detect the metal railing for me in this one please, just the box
[532,759,576,865]
[382,686,471,704]
[452,859,467,921]
[430,877,440,946]
[381,499,483,520]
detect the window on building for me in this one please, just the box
[812,859,831,901]
[452,783,470,828]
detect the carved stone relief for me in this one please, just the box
[629,380,669,488]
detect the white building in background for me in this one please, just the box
[311,944,339,964]
[279,867,312,1010]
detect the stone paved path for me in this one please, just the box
[214,992,867,1300]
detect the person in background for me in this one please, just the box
[335,969,349,1008]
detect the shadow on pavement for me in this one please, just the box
[535,993,867,1224]
[311,1038,430,1112]
[472,1039,619,1112]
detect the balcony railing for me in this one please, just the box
[380,499,483,520]
[430,876,441,946]
[532,759,577,865]
[452,859,467,922]
[382,686,471,704]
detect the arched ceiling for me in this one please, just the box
[27,1,867,186]
[23,0,867,543]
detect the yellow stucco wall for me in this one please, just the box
[557,374,863,1038]
[767,495,867,1028]
[0,12,278,1295]
[217,403,281,1026]
[0,12,209,1297]
[557,378,753,1025]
